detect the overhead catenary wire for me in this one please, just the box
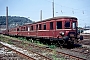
[52,0,90,27]
[43,0,89,15]
[43,0,90,26]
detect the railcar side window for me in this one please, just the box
[50,22,53,30]
[24,27,25,31]
[14,29,16,31]
[21,27,25,31]
[65,21,70,29]
[31,26,33,30]
[17,28,19,31]
[43,24,46,30]
[36,25,38,30]
[26,27,28,31]
[57,21,62,29]
[39,24,42,30]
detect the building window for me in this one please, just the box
[57,21,62,29]
[43,24,46,30]
[50,22,53,30]
[39,24,42,30]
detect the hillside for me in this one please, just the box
[0,16,32,28]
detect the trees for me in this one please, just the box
[0,16,32,28]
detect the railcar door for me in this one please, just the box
[72,22,77,29]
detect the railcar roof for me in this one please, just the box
[27,16,77,25]
[46,16,77,20]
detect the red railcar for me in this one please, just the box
[8,27,18,36]
[4,16,83,45]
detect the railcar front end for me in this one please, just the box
[58,18,83,45]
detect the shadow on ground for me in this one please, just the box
[63,44,82,49]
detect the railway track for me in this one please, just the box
[0,42,52,60]
[28,43,87,60]
[80,33,90,39]
[0,35,87,60]
[56,44,90,60]
[0,41,86,60]
[17,42,87,60]
[70,47,90,59]
[0,45,27,60]
[2,39,86,60]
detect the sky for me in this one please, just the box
[0,0,90,27]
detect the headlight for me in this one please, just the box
[59,32,65,36]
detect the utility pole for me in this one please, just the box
[6,6,8,30]
[40,10,42,21]
[52,0,54,18]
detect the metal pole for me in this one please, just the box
[52,0,54,18]
[40,10,42,21]
[6,6,8,30]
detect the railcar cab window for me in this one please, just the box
[57,21,62,29]
[50,22,53,30]
[39,24,42,30]
[65,21,70,29]
[72,22,76,29]
[43,24,46,30]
